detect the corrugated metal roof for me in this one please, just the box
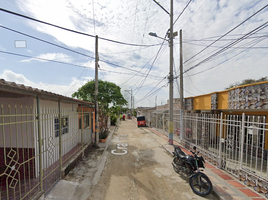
[0,79,94,106]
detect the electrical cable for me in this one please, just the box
[99,58,163,79]
[0,7,162,47]
[0,49,163,78]
[180,0,207,28]
[183,33,268,42]
[0,25,162,77]
[0,25,95,59]
[188,33,268,77]
[133,44,168,93]
[134,31,169,95]
[173,0,193,26]
[92,0,96,35]
[183,21,268,74]
[65,62,91,96]
[183,3,268,64]
[0,50,94,69]
[135,81,167,104]
[119,51,162,87]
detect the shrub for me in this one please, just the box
[99,131,108,139]
[111,115,117,125]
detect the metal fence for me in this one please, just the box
[150,111,268,195]
[0,102,94,200]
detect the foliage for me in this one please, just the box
[72,79,127,108]
[225,77,268,90]
[110,115,117,125]
[99,130,108,139]
[72,80,127,134]
[133,109,137,117]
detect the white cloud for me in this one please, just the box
[21,53,73,63]
[0,69,90,97]
[0,45,6,51]
[2,0,267,107]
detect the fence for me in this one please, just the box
[0,102,94,200]
[150,111,268,195]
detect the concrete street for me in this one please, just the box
[44,119,218,200]
[88,119,219,200]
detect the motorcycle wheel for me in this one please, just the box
[189,173,212,196]
[172,157,182,173]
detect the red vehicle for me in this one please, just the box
[137,116,146,127]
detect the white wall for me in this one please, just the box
[33,100,81,170]
[0,97,35,148]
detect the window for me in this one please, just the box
[84,114,90,128]
[55,116,69,137]
[79,114,90,129]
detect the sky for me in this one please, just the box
[0,0,268,108]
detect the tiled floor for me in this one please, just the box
[148,127,267,200]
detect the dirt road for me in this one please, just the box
[88,119,217,200]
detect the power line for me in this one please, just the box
[65,63,91,96]
[135,78,168,104]
[0,25,95,59]
[119,51,162,87]
[173,0,193,26]
[0,7,161,47]
[0,50,94,69]
[183,3,268,64]
[92,0,96,35]
[180,0,207,28]
[188,33,268,77]
[183,33,268,42]
[183,21,268,74]
[0,24,162,78]
[134,32,169,95]
[99,58,163,79]
[182,34,268,67]
[0,49,163,79]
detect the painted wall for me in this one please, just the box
[32,100,82,171]
[193,94,211,110]
[218,91,228,110]
[0,97,35,148]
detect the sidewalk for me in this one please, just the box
[148,127,266,200]
[42,125,117,200]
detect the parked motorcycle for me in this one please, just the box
[172,145,213,196]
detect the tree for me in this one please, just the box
[225,76,268,89]
[72,80,127,134]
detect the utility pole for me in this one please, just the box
[179,29,184,140]
[150,0,175,145]
[155,95,157,107]
[168,0,174,145]
[131,88,133,115]
[95,35,99,144]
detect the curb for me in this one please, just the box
[149,128,262,200]
[92,125,118,185]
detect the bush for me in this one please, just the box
[99,131,108,139]
[111,115,117,125]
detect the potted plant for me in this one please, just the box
[99,130,109,143]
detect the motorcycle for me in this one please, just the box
[172,145,213,196]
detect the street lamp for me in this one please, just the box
[149,0,175,145]
[148,32,168,41]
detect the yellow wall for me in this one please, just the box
[193,94,211,110]
[218,91,228,110]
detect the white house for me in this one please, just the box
[0,79,94,200]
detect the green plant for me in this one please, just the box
[99,131,108,139]
[111,115,117,125]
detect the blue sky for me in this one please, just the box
[0,0,268,107]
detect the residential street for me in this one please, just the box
[87,119,217,200]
